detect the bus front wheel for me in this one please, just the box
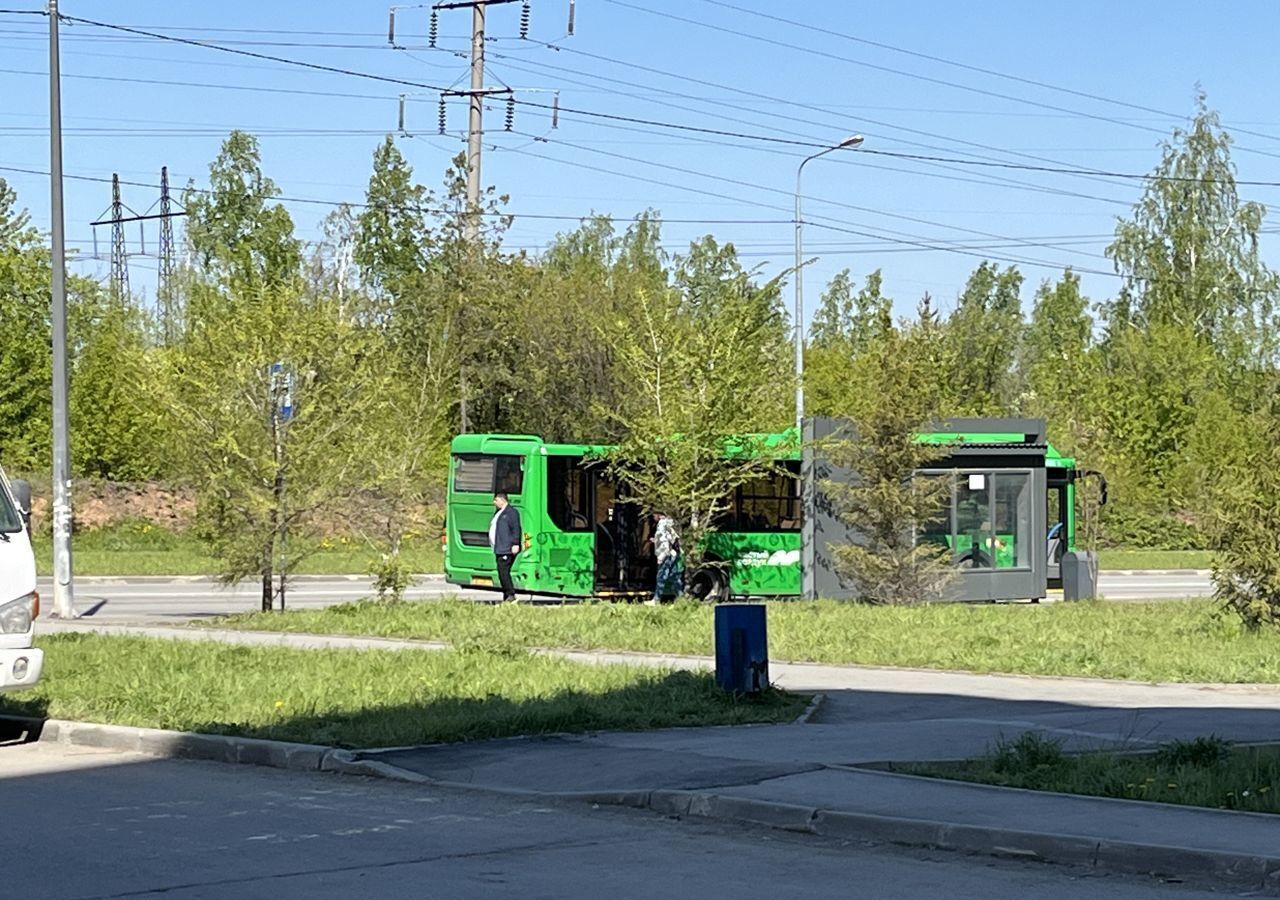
[687,566,729,604]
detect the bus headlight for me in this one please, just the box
[0,592,37,634]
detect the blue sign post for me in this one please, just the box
[269,361,295,423]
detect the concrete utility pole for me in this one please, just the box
[48,0,75,619]
[465,1,486,243]
[418,0,522,242]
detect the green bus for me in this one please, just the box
[443,427,1100,601]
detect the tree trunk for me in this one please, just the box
[261,541,273,612]
[459,364,470,434]
[272,467,285,611]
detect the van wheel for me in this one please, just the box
[687,567,729,604]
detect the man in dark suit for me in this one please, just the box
[489,491,522,602]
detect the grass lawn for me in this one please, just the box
[213,597,1280,685]
[900,733,1280,815]
[32,525,442,577]
[1097,549,1212,570]
[0,633,802,747]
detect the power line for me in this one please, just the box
[493,138,1105,274]
[0,135,1235,283]
[46,16,1280,189]
[483,49,1137,206]
[0,66,400,102]
[538,110,1127,208]
[58,13,454,89]
[485,41,1140,203]
[14,6,1280,168]
[0,162,796,225]
[0,14,379,36]
[480,47,1280,190]
[698,0,1280,148]
[858,148,1280,187]
[31,13,1138,176]
[503,130,1112,265]
[608,0,1280,166]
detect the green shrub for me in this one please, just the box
[1156,735,1231,769]
[991,731,1066,773]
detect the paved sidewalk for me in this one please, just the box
[32,619,1280,889]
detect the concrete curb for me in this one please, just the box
[580,787,1280,891]
[792,692,825,725]
[0,715,400,781]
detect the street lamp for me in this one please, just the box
[794,134,864,435]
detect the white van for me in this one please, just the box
[0,466,42,692]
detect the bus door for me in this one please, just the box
[588,473,652,593]
[542,452,596,596]
[1046,468,1070,587]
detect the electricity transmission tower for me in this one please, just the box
[156,167,182,343]
[108,174,131,301]
[91,169,187,340]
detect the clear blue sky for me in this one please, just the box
[3,0,1280,322]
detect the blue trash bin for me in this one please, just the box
[714,604,768,694]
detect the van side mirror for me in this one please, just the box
[10,479,31,528]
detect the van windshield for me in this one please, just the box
[0,487,19,534]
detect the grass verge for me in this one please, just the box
[32,524,441,577]
[213,597,1280,684]
[1097,549,1212,570]
[900,733,1280,815]
[0,633,800,748]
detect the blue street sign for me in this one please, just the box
[270,361,295,422]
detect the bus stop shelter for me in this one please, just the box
[802,417,1049,602]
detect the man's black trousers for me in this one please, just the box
[495,553,516,600]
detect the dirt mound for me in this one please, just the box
[29,481,196,532]
[26,481,444,537]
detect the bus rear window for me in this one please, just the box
[453,454,525,495]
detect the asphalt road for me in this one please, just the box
[34,571,1211,623]
[1088,570,1212,601]
[35,575,494,623]
[2,741,1228,900]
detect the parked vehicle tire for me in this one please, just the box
[956,550,992,569]
[687,565,729,603]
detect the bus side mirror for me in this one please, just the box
[1078,470,1108,508]
[10,479,32,528]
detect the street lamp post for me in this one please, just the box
[794,134,864,434]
